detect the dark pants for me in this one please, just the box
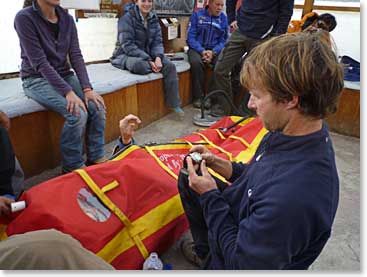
[0,126,15,196]
[213,29,261,101]
[123,56,181,108]
[188,49,218,100]
[177,170,227,260]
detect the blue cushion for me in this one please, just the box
[0,55,191,118]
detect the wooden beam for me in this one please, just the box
[302,0,315,17]
[295,4,360,12]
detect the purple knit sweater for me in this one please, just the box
[14,2,91,95]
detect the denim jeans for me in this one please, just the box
[23,74,106,171]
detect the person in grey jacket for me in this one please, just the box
[111,0,184,118]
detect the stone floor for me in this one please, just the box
[23,105,360,271]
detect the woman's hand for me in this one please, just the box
[149,61,160,73]
[84,89,106,110]
[154,57,163,72]
[65,91,86,116]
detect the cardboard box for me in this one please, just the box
[159,17,181,41]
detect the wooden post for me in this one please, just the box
[302,0,315,17]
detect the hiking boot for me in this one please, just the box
[86,156,109,166]
[180,239,204,267]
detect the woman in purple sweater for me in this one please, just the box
[14,0,107,173]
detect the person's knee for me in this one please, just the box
[65,108,88,127]
[86,101,106,121]
[177,172,190,193]
[164,60,176,72]
[190,57,203,69]
[213,60,228,77]
[131,60,150,74]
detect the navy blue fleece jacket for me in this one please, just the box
[226,0,294,39]
[200,123,339,269]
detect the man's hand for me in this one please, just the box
[230,20,238,32]
[0,196,14,217]
[190,145,216,166]
[189,145,233,180]
[84,89,106,111]
[154,57,163,72]
[65,90,86,116]
[0,111,10,130]
[119,114,142,144]
[187,158,217,195]
[202,50,214,64]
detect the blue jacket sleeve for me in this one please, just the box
[199,185,312,269]
[113,137,135,155]
[272,0,294,35]
[212,15,229,55]
[228,162,246,183]
[186,13,205,54]
[226,0,237,24]
[150,20,165,60]
[120,15,151,60]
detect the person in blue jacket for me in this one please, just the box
[210,0,294,116]
[111,0,184,118]
[178,30,344,269]
[186,0,228,109]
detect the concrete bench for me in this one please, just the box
[0,55,191,177]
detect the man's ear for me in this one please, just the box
[286,96,299,110]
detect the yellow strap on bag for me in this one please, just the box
[229,135,251,148]
[97,194,184,264]
[144,146,179,180]
[193,132,236,162]
[234,128,269,163]
[112,145,141,161]
[75,169,149,259]
[173,139,194,148]
[214,129,226,140]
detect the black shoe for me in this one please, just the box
[193,98,202,109]
[209,104,226,117]
[193,98,212,109]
